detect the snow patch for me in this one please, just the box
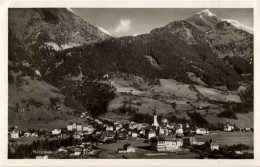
[221,19,253,34]
[197,9,216,17]
[66,7,75,13]
[44,42,80,51]
[44,42,61,51]
[97,26,113,36]
[60,43,80,50]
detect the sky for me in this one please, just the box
[71,8,253,37]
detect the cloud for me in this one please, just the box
[114,19,131,33]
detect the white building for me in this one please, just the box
[146,129,156,139]
[126,146,136,153]
[151,136,183,152]
[175,128,183,135]
[224,124,234,132]
[159,126,169,136]
[106,125,114,131]
[76,123,83,131]
[196,128,209,135]
[67,123,74,131]
[10,130,19,139]
[131,132,138,138]
[83,125,95,134]
[210,142,219,151]
[31,133,38,137]
[52,128,61,135]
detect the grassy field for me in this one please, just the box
[195,85,241,103]
[9,137,45,145]
[195,131,254,147]
[9,117,88,131]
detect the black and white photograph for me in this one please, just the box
[1,0,258,164]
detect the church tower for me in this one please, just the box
[153,107,159,127]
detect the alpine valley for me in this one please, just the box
[8,8,253,131]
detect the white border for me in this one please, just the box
[1,0,260,166]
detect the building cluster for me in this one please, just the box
[8,108,253,159]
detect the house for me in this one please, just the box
[10,130,19,139]
[175,128,183,135]
[72,123,77,130]
[101,131,115,142]
[161,118,168,124]
[52,128,61,135]
[118,145,136,153]
[68,147,82,157]
[223,124,234,132]
[159,126,169,136]
[245,128,251,132]
[67,123,74,131]
[76,123,83,131]
[115,126,121,131]
[106,125,113,131]
[31,133,38,137]
[196,128,208,135]
[118,131,128,140]
[131,132,138,138]
[73,133,82,139]
[210,142,219,151]
[83,125,95,134]
[126,145,136,153]
[24,132,31,137]
[150,136,183,152]
[185,123,190,129]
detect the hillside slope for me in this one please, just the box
[47,19,240,90]
[9,8,112,76]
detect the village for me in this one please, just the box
[8,107,253,159]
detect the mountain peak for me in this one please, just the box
[197,9,216,17]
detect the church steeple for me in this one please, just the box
[153,106,159,127]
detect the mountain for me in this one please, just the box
[8,9,253,126]
[46,18,240,90]
[9,8,112,76]
[186,9,253,60]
